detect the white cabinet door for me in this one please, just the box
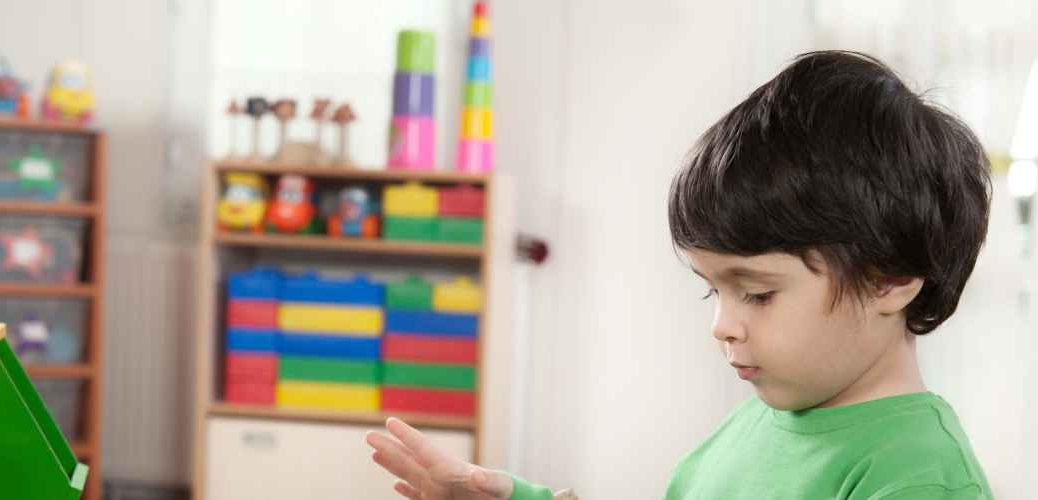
[205,417,473,500]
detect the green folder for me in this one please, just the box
[0,324,89,500]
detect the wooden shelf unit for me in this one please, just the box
[193,161,498,500]
[0,119,106,500]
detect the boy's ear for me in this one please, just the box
[872,276,924,315]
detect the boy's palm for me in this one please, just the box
[366,418,514,500]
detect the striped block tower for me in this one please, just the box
[275,274,385,412]
[456,1,494,173]
[381,276,481,417]
[224,268,282,406]
[389,30,436,170]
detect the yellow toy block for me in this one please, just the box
[384,182,439,217]
[461,107,493,139]
[433,277,483,313]
[471,17,490,36]
[278,303,384,335]
[276,381,380,412]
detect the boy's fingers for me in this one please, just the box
[386,417,451,468]
[469,468,514,497]
[366,431,417,460]
[371,448,428,490]
[394,480,423,499]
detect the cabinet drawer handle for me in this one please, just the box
[241,431,277,449]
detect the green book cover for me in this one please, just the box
[0,324,89,500]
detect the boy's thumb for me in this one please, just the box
[470,468,513,497]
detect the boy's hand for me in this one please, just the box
[366,417,514,499]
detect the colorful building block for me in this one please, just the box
[456,139,494,174]
[385,310,478,337]
[386,275,434,310]
[383,333,478,364]
[280,274,384,306]
[383,216,438,242]
[464,82,492,107]
[278,333,381,360]
[277,303,384,336]
[383,362,476,390]
[226,353,278,384]
[227,267,282,300]
[432,277,482,313]
[279,356,381,385]
[438,218,484,244]
[225,381,276,405]
[226,300,278,328]
[388,116,435,170]
[438,185,485,218]
[277,381,380,412]
[226,329,278,353]
[381,386,475,417]
[395,30,436,74]
[461,107,493,139]
[393,72,435,116]
[384,182,439,217]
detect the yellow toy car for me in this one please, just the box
[217,173,269,232]
[41,60,95,123]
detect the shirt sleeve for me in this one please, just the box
[509,475,557,500]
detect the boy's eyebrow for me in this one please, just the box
[690,266,783,282]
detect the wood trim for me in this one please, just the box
[192,165,219,500]
[212,160,489,185]
[0,117,100,135]
[25,364,94,379]
[82,130,106,500]
[0,284,96,298]
[0,201,98,217]
[207,403,476,431]
[215,232,485,259]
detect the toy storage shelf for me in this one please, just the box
[208,402,476,431]
[194,160,505,500]
[216,232,485,259]
[0,119,106,500]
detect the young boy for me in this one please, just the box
[365,51,994,499]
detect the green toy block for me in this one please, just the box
[387,275,434,310]
[0,324,89,500]
[464,82,493,107]
[279,356,381,385]
[383,361,476,390]
[396,30,436,73]
[384,216,439,242]
[438,218,484,245]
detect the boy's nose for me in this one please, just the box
[711,305,747,343]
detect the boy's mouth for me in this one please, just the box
[730,362,760,381]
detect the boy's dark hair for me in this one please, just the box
[668,50,991,335]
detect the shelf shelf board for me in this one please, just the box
[215,232,484,259]
[0,283,96,298]
[0,117,99,135]
[26,364,94,379]
[207,403,476,431]
[213,160,489,185]
[0,201,98,217]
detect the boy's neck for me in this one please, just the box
[815,331,926,409]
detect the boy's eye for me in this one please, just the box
[742,291,775,306]
[700,288,718,300]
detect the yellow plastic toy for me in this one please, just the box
[433,277,483,313]
[276,381,380,412]
[217,172,269,232]
[384,182,439,217]
[40,60,95,124]
[277,303,384,336]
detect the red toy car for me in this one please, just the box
[265,175,316,234]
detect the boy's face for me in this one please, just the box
[685,248,903,411]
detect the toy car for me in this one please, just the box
[217,172,269,231]
[327,186,380,238]
[41,60,95,123]
[266,175,316,234]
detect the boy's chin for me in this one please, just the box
[754,384,826,412]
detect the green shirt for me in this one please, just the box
[512,392,992,500]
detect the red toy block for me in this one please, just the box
[225,353,278,384]
[383,333,478,364]
[226,299,279,328]
[437,185,485,218]
[225,381,275,405]
[382,386,476,416]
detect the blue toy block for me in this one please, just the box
[281,273,385,306]
[385,310,478,337]
[279,333,381,360]
[227,267,282,300]
[226,328,278,352]
[466,56,491,81]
